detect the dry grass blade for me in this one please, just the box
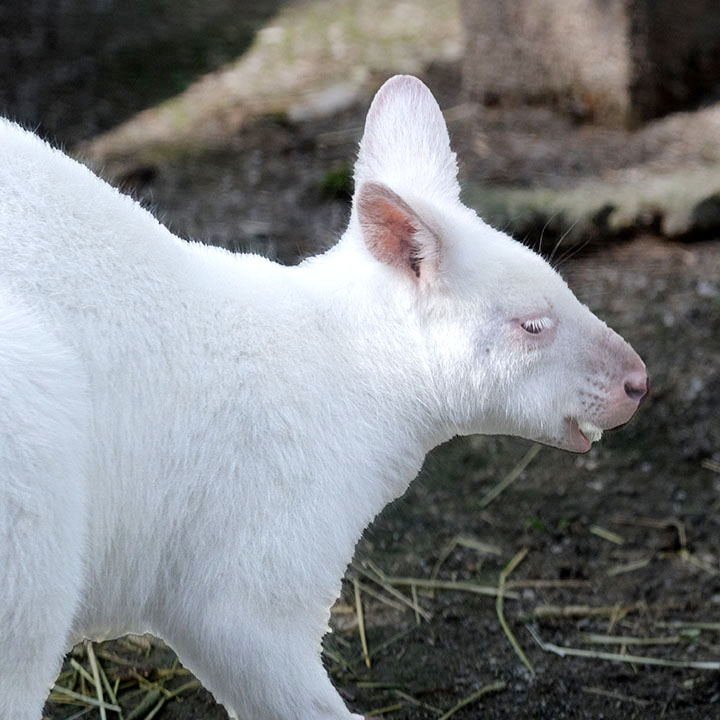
[68,658,96,689]
[606,558,652,576]
[605,604,625,635]
[323,647,355,675]
[93,653,121,717]
[580,634,682,646]
[611,514,676,529]
[496,547,534,676]
[143,697,167,720]
[582,685,650,707]
[410,584,421,626]
[506,579,591,589]
[95,648,145,666]
[427,541,457,593]
[454,536,502,555]
[363,558,390,580]
[167,680,202,700]
[85,641,107,720]
[124,634,153,652]
[394,689,443,714]
[426,535,502,597]
[139,682,200,720]
[682,552,718,575]
[657,621,720,632]
[528,626,720,670]
[701,458,720,473]
[330,603,354,615]
[609,515,717,574]
[590,525,625,545]
[354,578,371,669]
[353,563,432,621]
[49,685,121,713]
[437,681,507,720]
[382,576,519,600]
[669,519,718,575]
[534,603,643,618]
[126,689,162,720]
[355,580,407,614]
[478,444,541,509]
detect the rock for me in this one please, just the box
[464,166,720,247]
[462,0,720,126]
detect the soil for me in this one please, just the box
[3,7,718,720]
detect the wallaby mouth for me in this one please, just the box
[577,418,603,443]
[563,417,602,453]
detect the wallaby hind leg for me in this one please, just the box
[0,296,89,719]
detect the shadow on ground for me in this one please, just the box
[0,0,288,145]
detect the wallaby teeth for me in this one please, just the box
[578,419,603,443]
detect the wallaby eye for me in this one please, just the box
[521,317,553,335]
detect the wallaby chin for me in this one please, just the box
[0,76,646,719]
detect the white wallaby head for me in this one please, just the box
[347,75,647,453]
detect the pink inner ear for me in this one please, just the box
[357,183,427,278]
[366,199,420,275]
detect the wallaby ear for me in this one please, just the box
[356,181,440,280]
[354,75,459,203]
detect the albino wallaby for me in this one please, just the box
[0,76,647,720]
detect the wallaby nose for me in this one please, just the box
[624,371,649,403]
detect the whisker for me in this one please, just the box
[537,209,561,257]
[554,235,594,269]
[549,217,581,268]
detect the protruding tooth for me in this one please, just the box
[578,419,603,443]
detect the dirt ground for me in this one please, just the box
[43,92,720,720]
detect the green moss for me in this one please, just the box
[319,164,354,201]
[523,516,547,533]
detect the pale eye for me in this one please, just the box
[521,316,553,335]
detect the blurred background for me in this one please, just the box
[3,1,719,718]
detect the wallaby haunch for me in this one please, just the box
[0,76,647,719]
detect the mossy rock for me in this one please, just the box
[464,165,720,246]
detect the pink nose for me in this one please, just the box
[624,371,649,403]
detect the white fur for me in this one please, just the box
[0,76,645,719]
